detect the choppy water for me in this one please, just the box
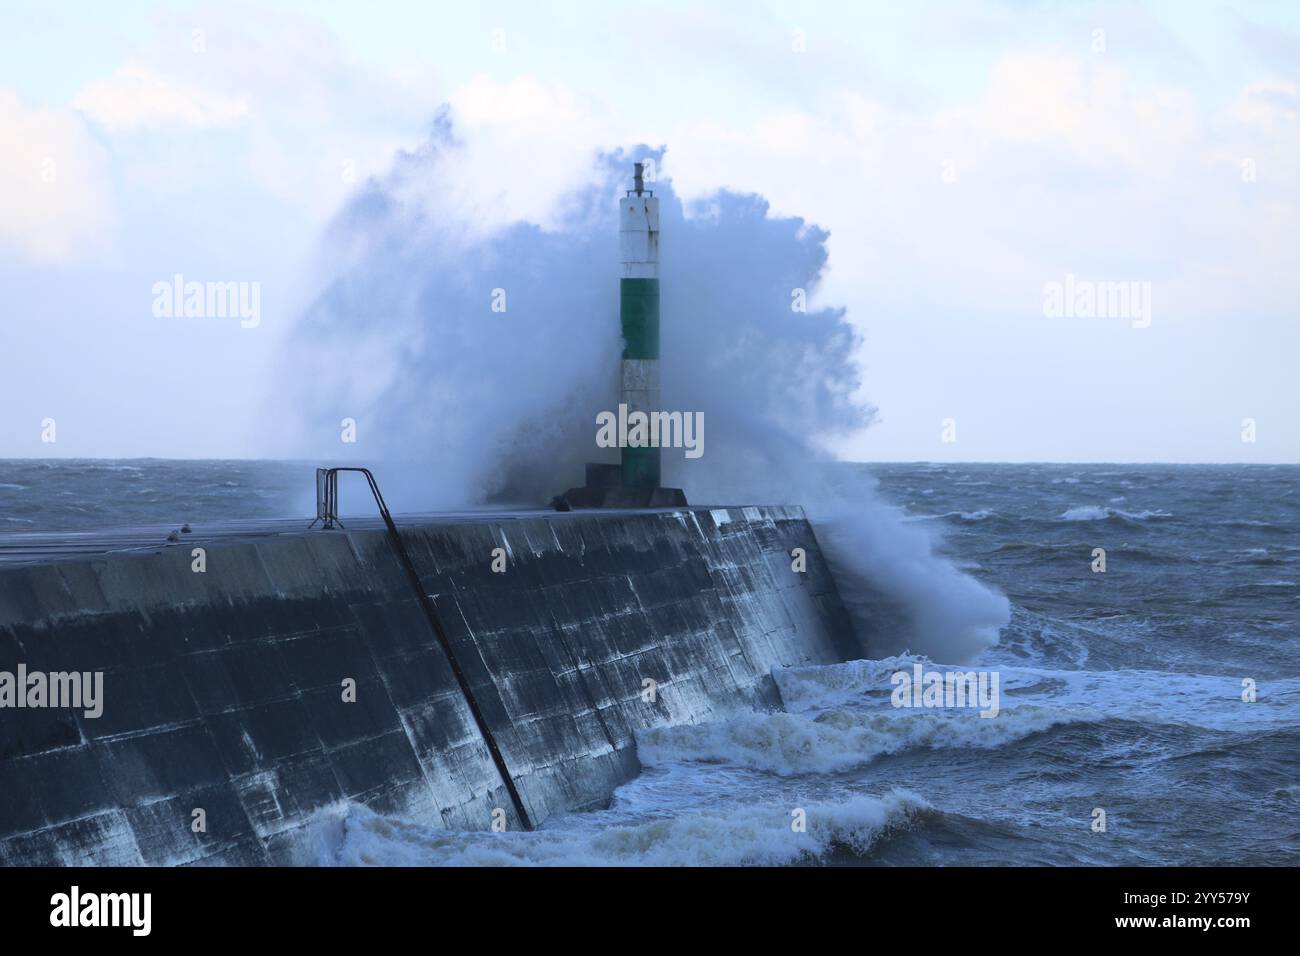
[2,460,1296,865]
[0,459,308,531]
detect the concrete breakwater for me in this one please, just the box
[0,506,858,865]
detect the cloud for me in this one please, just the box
[64,5,439,216]
[0,89,114,264]
[659,48,1298,325]
[72,63,249,130]
[1231,78,1300,129]
[1236,15,1300,75]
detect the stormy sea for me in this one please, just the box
[3,458,1294,866]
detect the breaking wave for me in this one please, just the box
[634,706,1071,776]
[629,655,1300,777]
[314,790,931,867]
[1059,505,1173,522]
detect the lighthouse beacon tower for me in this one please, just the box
[619,162,661,489]
[553,163,688,510]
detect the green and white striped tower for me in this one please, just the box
[619,162,660,489]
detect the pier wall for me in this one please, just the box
[0,507,856,865]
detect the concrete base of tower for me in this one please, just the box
[552,463,688,510]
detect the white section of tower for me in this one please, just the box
[619,194,659,279]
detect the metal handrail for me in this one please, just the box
[306,465,533,831]
[309,467,334,529]
[309,466,392,531]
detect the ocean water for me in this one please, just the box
[0,459,308,531]
[2,460,1296,866]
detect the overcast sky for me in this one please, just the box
[1,0,1296,462]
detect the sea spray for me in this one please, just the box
[269,127,1008,661]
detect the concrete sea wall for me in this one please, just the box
[0,506,857,865]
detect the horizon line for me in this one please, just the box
[0,456,1294,467]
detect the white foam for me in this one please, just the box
[314,790,930,867]
[1060,505,1172,521]
[778,658,1300,733]
[628,658,1300,776]
[775,654,928,712]
[635,705,1070,776]
[907,509,996,522]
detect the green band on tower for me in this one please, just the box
[619,279,660,359]
[620,278,661,489]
